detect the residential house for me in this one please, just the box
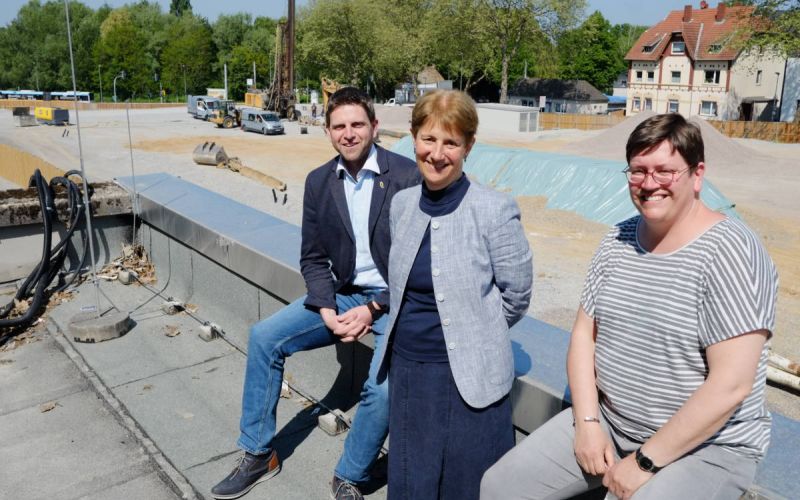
[612,71,629,98]
[509,78,608,114]
[625,3,785,121]
[394,66,453,104]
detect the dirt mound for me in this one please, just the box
[561,111,657,162]
[562,111,768,170]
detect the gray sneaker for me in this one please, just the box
[330,475,364,500]
[210,450,280,499]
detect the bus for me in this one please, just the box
[0,90,92,102]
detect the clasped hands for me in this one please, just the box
[574,424,653,499]
[320,306,373,342]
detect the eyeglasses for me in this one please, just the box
[623,167,691,186]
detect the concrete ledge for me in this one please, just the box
[115,173,797,499]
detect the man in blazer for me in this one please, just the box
[212,87,419,500]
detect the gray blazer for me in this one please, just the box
[375,181,533,409]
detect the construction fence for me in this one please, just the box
[706,120,800,144]
[0,99,181,111]
[539,111,800,143]
[538,112,626,131]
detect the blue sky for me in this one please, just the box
[1,0,696,28]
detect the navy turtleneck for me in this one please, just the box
[393,173,470,362]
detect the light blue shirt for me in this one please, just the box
[336,145,387,290]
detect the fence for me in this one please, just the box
[0,99,182,111]
[539,112,626,131]
[706,120,800,143]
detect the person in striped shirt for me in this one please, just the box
[481,113,777,500]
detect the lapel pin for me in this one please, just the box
[379,181,385,189]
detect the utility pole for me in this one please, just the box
[98,64,103,102]
[253,61,257,89]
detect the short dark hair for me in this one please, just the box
[325,87,375,125]
[626,114,704,170]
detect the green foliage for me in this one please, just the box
[481,0,587,102]
[297,0,411,97]
[160,14,214,95]
[740,0,800,56]
[0,0,96,90]
[96,8,152,100]
[557,11,625,93]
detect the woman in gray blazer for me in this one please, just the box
[374,89,533,499]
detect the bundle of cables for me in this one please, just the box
[0,169,93,335]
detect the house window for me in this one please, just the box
[671,71,681,83]
[672,41,685,54]
[647,71,655,82]
[668,100,679,113]
[756,70,763,84]
[642,44,655,53]
[708,44,722,54]
[700,101,718,116]
[632,97,641,111]
[636,70,643,81]
[704,70,721,84]
[644,98,653,110]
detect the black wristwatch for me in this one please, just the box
[365,300,383,321]
[635,448,663,473]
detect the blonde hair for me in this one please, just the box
[411,90,478,144]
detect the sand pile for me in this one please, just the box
[562,112,768,169]
[375,105,412,132]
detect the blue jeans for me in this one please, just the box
[237,291,389,484]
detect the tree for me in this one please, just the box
[735,0,800,56]
[95,8,151,99]
[297,0,412,94]
[557,11,625,93]
[170,0,192,17]
[160,14,214,96]
[0,0,97,91]
[481,0,586,103]
[420,0,495,92]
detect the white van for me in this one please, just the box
[241,109,284,135]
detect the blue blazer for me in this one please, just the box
[300,146,420,311]
[376,182,533,408]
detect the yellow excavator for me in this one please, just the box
[320,77,342,113]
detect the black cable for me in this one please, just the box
[0,169,93,333]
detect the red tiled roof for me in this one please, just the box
[625,4,755,62]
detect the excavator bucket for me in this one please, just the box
[192,142,229,166]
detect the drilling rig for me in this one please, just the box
[244,0,297,119]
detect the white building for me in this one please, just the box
[625,3,786,121]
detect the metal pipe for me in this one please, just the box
[63,0,101,317]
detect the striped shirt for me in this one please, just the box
[581,216,777,460]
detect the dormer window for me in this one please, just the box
[708,43,722,53]
[672,41,685,54]
[642,44,655,53]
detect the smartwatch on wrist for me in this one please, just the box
[635,448,663,473]
[365,300,383,321]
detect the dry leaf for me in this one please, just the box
[183,303,198,314]
[39,401,59,413]
[164,325,181,337]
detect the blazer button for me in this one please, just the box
[442,318,451,326]
[431,221,440,230]
[436,293,445,302]
[448,342,456,350]
[432,268,440,277]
